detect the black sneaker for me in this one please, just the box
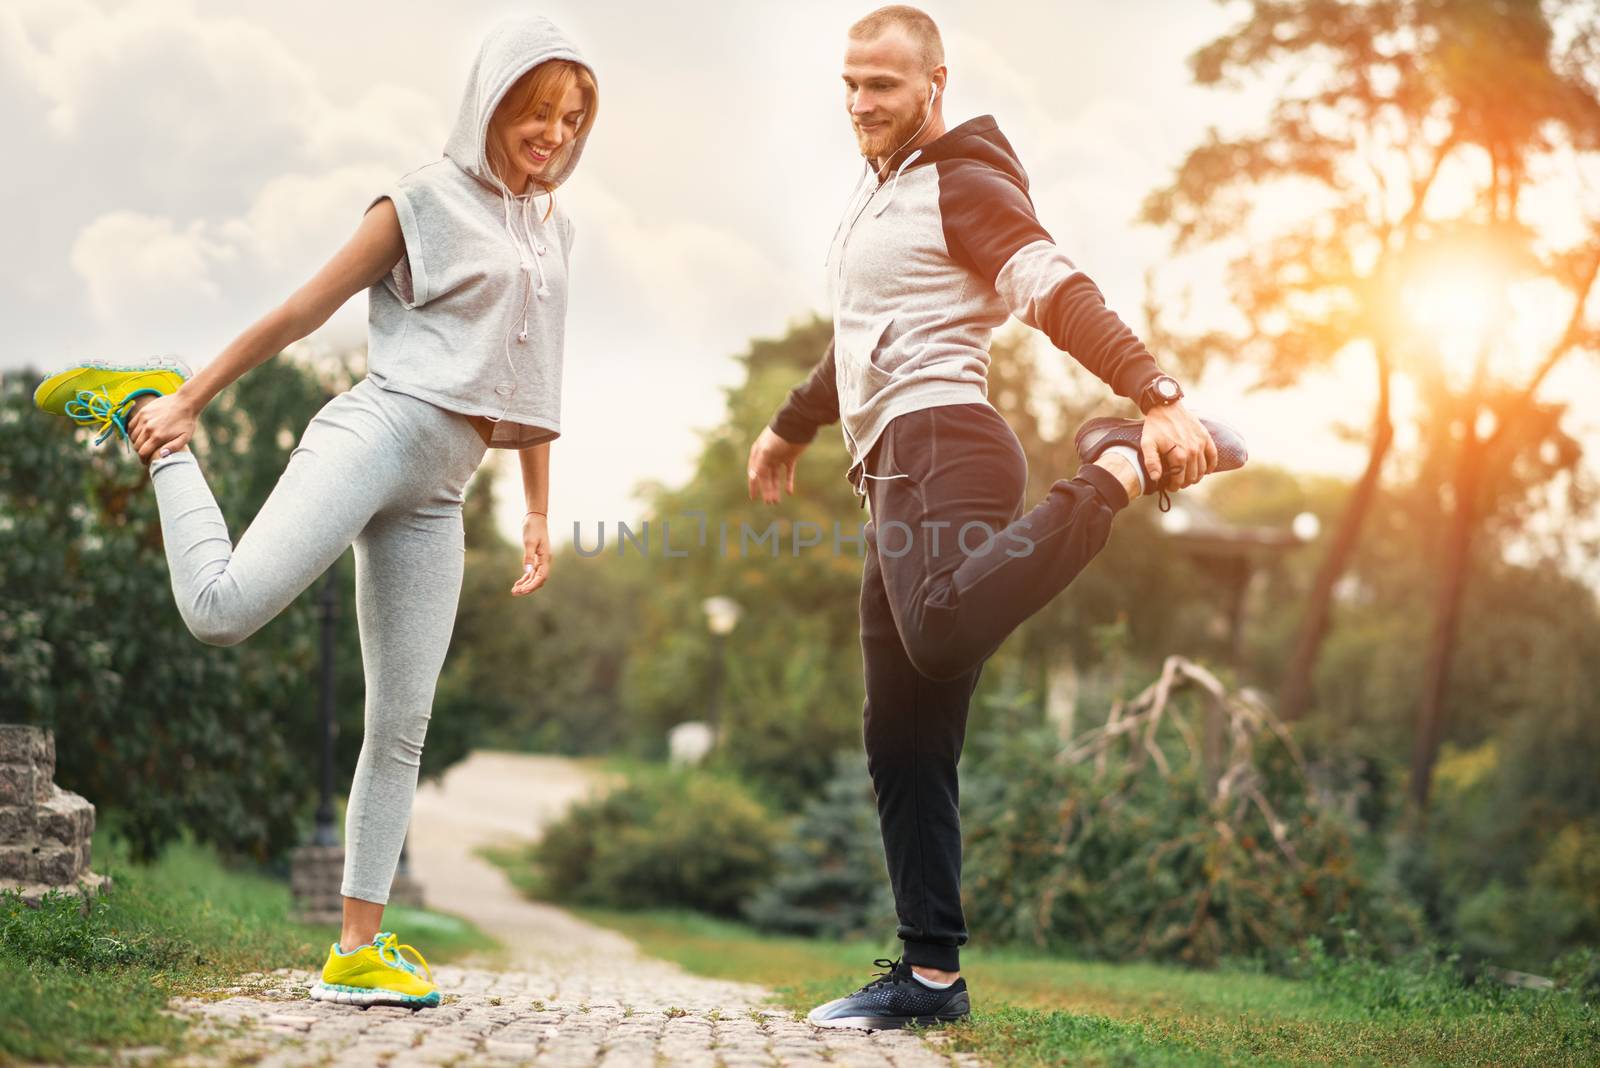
[805,957,971,1031]
[1074,414,1248,511]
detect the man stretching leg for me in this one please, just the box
[745,5,1248,1030]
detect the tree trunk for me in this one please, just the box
[1408,428,1486,815]
[1278,359,1394,720]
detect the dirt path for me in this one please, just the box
[165,751,981,1068]
[405,752,640,965]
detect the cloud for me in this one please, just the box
[19,3,321,214]
[64,160,401,348]
[69,210,231,325]
[0,0,446,364]
[304,84,446,167]
[218,164,401,276]
[2,0,443,205]
[563,182,812,363]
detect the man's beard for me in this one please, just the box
[854,112,920,162]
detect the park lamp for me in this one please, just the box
[702,595,742,636]
[1292,511,1321,542]
[701,595,742,739]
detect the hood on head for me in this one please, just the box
[443,15,596,196]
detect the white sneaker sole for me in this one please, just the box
[308,980,439,1008]
[806,1012,966,1030]
[73,355,193,379]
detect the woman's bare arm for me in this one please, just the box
[511,442,551,596]
[518,442,550,515]
[185,198,405,409]
[129,199,406,460]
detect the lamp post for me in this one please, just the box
[312,560,339,847]
[701,596,742,736]
[1159,499,1305,672]
[291,556,345,924]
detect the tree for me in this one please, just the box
[434,455,646,756]
[622,315,869,802]
[1141,1,1600,778]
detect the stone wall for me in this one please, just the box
[0,725,107,901]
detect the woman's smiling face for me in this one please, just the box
[490,79,588,193]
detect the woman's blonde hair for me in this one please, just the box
[485,59,599,219]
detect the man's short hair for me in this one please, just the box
[848,5,945,73]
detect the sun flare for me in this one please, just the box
[1395,250,1520,377]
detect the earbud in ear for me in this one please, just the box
[930,82,940,102]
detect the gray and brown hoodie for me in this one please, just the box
[770,115,1168,497]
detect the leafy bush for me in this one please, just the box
[2,361,494,860]
[743,750,896,939]
[531,769,780,916]
[961,659,1415,967]
[1,365,325,860]
[1404,724,1600,973]
[1553,947,1600,1003]
[1292,931,1496,1016]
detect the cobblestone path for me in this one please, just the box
[162,754,983,1068]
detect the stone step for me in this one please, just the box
[0,726,104,902]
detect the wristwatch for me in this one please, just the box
[1138,374,1184,414]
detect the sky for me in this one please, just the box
[4,0,1596,560]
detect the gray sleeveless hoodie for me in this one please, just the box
[364,16,596,449]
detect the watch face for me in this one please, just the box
[1158,378,1179,400]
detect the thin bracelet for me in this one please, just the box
[525,510,547,518]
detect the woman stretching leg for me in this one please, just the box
[34,15,599,1008]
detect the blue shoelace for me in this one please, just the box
[63,386,163,447]
[373,931,433,981]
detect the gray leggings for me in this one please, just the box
[148,377,487,903]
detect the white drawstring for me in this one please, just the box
[872,148,923,217]
[490,178,555,426]
[501,189,551,344]
[825,162,877,265]
[857,469,910,495]
[840,417,911,500]
[522,194,552,300]
[831,140,934,492]
[868,91,937,219]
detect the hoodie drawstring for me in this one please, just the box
[825,163,877,266]
[840,417,911,503]
[855,468,910,502]
[826,156,924,498]
[501,189,551,343]
[523,195,552,300]
[488,182,554,426]
[872,148,923,218]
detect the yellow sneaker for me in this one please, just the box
[33,356,191,447]
[309,931,441,1008]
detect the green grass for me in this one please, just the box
[544,906,1599,1066]
[1,832,497,1065]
